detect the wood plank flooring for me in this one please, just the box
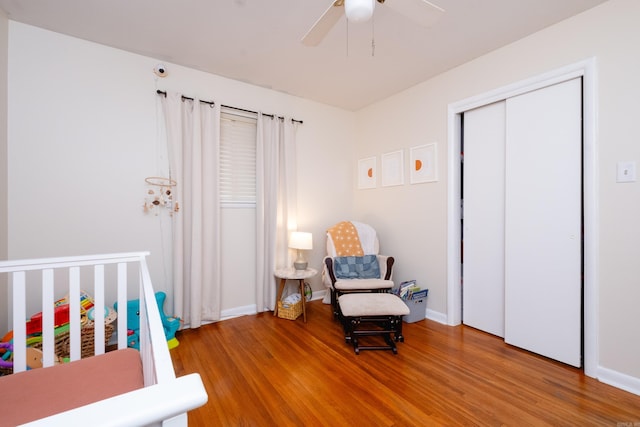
[170,300,640,426]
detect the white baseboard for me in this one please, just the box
[221,304,257,320]
[219,290,329,321]
[597,366,640,396]
[426,308,447,324]
[311,289,329,302]
[219,292,441,326]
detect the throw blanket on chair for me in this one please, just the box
[350,221,377,254]
[327,221,364,256]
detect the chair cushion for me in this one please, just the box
[339,293,410,317]
[334,279,394,290]
[334,255,380,279]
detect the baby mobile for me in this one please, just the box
[143,176,179,215]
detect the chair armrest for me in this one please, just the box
[377,255,395,280]
[323,256,337,287]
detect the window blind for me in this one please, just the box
[220,110,257,207]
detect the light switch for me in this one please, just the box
[617,161,636,183]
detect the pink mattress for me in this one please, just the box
[0,348,143,426]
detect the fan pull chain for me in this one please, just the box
[346,18,350,57]
[371,12,376,57]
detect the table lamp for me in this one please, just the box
[289,231,313,270]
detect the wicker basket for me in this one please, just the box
[277,299,303,320]
[0,308,117,376]
[32,307,117,360]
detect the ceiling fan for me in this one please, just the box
[301,0,445,47]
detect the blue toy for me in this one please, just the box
[114,291,181,350]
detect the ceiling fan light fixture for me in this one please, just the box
[344,0,374,23]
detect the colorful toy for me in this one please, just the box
[0,332,12,358]
[0,342,12,368]
[0,343,50,370]
[23,291,94,336]
[114,292,180,350]
[25,304,71,335]
[0,290,99,372]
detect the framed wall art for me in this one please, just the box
[358,156,377,189]
[410,143,438,184]
[382,150,404,187]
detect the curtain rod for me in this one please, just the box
[156,90,303,124]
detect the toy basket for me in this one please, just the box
[0,308,117,376]
[277,299,303,321]
[32,307,117,360]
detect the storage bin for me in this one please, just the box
[403,298,427,323]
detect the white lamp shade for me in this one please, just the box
[344,0,374,23]
[289,231,313,250]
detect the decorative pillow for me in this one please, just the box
[333,255,381,279]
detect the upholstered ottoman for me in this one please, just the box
[338,293,410,354]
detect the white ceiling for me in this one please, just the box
[0,0,607,111]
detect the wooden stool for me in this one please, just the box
[338,293,410,354]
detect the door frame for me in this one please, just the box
[446,58,598,377]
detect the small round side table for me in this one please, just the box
[274,267,318,322]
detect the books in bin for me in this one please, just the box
[411,289,428,300]
[393,280,426,300]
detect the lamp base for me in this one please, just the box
[294,261,308,270]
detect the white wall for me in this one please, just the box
[0,10,8,334]
[7,0,640,393]
[7,22,355,316]
[355,0,640,388]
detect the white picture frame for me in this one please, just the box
[358,156,377,189]
[410,143,438,184]
[382,150,404,187]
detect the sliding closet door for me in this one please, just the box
[504,78,582,367]
[462,101,506,337]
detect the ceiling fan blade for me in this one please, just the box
[385,0,445,28]
[301,1,345,47]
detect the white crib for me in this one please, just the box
[0,252,208,426]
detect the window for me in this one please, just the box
[219,109,257,207]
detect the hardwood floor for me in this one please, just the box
[170,300,640,426]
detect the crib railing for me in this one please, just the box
[0,252,207,426]
[0,252,155,372]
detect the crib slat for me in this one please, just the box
[12,271,27,373]
[69,266,81,361]
[41,269,55,367]
[116,262,128,350]
[93,264,105,356]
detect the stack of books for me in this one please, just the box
[393,280,428,300]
